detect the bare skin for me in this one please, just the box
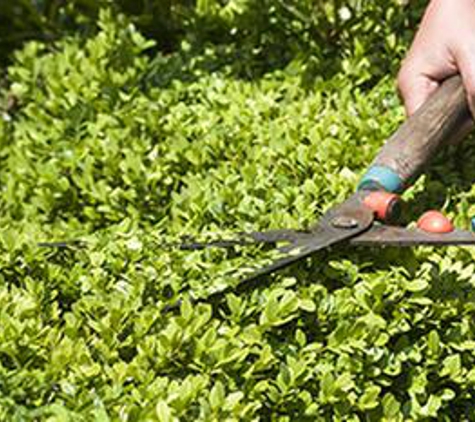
[398,0,475,117]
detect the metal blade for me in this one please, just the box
[178,229,307,250]
[350,224,475,246]
[237,193,374,283]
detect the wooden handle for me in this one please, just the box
[359,75,474,192]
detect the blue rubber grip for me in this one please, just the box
[471,218,475,232]
[358,166,404,193]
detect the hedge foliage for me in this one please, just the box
[0,0,425,73]
[3,1,475,421]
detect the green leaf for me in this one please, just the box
[319,372,335,403]
[358,385,381,410]
[156,401,173,422]
[440,354,462,380]
[382,393,401,418]
[427,330,440,356]
[209,381,225,411]
[403,278,429,292]
[420,395,442,418]
[224,391,244,411]
[0,4,463,419]
[276,363,293,393]
[299,298,316,312]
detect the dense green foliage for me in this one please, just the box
[0,0,190,63]
[4,1,475,420]
[1,0,425,74]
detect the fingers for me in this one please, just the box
[397,61,440,116]
[453,45,475,118]
[396,0,475,119]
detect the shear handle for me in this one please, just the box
[359,75,474,192]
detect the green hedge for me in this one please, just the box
[3,3,475,421]
[1,0,425,74]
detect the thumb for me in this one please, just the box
[397,67,439,116]
[454,47,475,118]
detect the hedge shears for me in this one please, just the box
[176,75,475,290]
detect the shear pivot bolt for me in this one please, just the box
[331,216,359,229]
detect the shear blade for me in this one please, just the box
[350,225,475,246]
[237,193,374,282]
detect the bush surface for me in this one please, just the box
[3,2,475,421]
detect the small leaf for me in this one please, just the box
[382,393,401,418]
[358,385,381,410]
[440,354,462,380]
[295,329,307,347]
[427,330,440,356]
[403,279,429,292]
[320,372,335,402]
[276,363,293,393]
[209,381,225,410]
[180,297,193,322]
[421,395,442,417]
[299,298,316,312]
[224,391,244,411]
[226,293,242,318]
[156,401,172,422]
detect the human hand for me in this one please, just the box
[398,0,475,117]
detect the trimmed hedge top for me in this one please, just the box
[2,5,475,421]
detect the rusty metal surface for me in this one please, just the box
[349,224,475,246]
[232,193,375,282]
[165,193,475,314]
[177,192,475,285]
